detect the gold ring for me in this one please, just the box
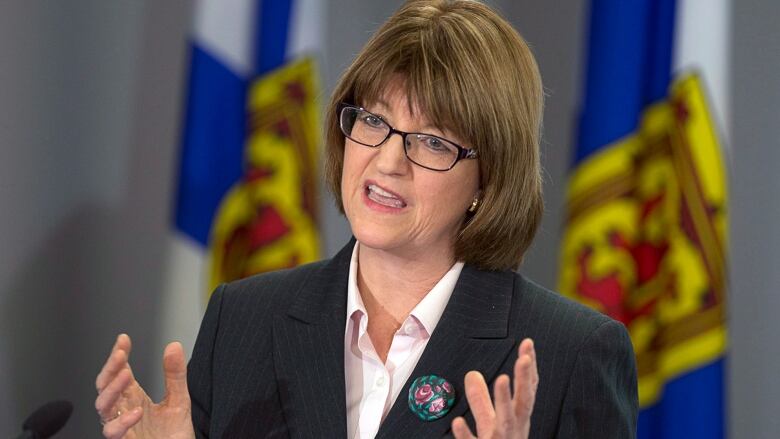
[99,410,121,426]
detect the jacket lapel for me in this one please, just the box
[376,265,517,439]
[272,240,355,438]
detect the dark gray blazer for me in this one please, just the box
[188,240,638,438]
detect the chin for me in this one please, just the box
[350,226,399,251]
[353,219,419,253]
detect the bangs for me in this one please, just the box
[345,22,484,150]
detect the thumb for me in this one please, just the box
[162,342,190,406]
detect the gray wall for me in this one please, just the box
[729,0,780,436]
[0,1,190,436]
[0,1,775,437]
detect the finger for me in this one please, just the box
[451,416,477,439]
[513,339,538,421]
[95,368,133,420]
[527,339,539,391]
[464,370,495,437]
[520,338,539,394]
[163,342,190,406]
[520,337,537,375]
[102,406,143,439]
[493,374,514,435]
[96,334,133,393]
[96,349,132,397]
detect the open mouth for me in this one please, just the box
[365,183,407,209]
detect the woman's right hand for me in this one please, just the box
[95,334,196,439]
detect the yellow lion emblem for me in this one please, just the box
[208,58,321,293]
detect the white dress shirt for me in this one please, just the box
[344,242,464,439]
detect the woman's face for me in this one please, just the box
[341,79,480,260]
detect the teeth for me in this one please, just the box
[368,184,397,199]
[367,184,406,208]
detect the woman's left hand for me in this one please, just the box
[452,339,538,439]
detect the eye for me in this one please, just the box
[421,136,449,152]
[361,113,385,128]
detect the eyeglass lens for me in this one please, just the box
[340,106,460,171]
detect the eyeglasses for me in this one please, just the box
[338,103,477,171]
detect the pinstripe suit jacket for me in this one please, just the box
[188,240,638,438]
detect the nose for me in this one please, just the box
[374,132,409,176]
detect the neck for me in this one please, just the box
[356,241,455,322]
[356,241,457,363]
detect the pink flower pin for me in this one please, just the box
[428,397,446,413]
[414,384,434,404]
[408,374,457,421]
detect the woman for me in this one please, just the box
[95,1,638,437]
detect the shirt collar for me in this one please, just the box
[345,241,464,337]
[346,242,367,323]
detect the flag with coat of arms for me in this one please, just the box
[558,0,730,437]
[156,0,324,376]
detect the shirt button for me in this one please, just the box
[376,376,386,387]
[404,324,415,334]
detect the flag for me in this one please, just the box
[558,0,728,437]
[157,0,324,377]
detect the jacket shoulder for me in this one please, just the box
[511,272,617,337]
[508,272,634,370]
[217,259,330,312]
[510,273,637,437]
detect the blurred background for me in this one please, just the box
[0,0,777,437]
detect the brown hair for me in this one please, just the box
[324,0,544,270]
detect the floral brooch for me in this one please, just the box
[407,374,456,421]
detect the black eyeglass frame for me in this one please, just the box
[337,102,478,172]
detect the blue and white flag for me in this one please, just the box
[158,0,324,370]
[559,0,730,437]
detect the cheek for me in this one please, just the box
[426,166,480,224]
[415,179,472,223]
[434,165,479,211]
[341,143,368,206]
[437,193,471,222]
[341,144,358,187]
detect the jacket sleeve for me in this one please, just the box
[556,319,639,438]
[187,283,227,439]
